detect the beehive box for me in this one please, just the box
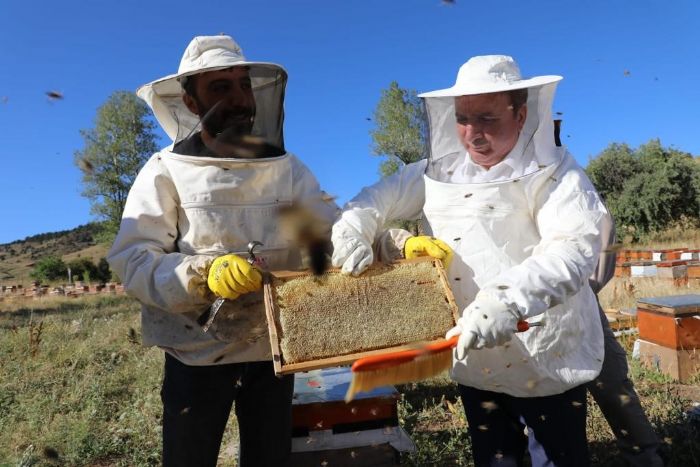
[681,250,700,261]
[688,262,700,279]
[637,339,700,383]
[604,308,637,332]
[614,262,631,278]
[656,261,688,280]
[263,257,459,374]
[290,367,414,466]
[637,295,700,350]
[630,262,657,277]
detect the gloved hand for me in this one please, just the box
[332,235,373,276]
[446,296,520,359]
[207,254,263,300]
[404,236,453,268]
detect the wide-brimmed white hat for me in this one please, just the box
[139,35,285,96]
[419,55,561,98]
[137,35,287,142]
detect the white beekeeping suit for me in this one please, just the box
[108,35,338,366]
[332,55,611,396]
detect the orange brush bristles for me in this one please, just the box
[345,336,458,402]
[344,320,538,402]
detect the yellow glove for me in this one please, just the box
[207,254,263,300]
[404,236,453,269]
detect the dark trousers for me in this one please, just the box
[586,305,663,466]
[459,384,589,467]
[161,353,294,467]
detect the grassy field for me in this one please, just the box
[1,293,699,466]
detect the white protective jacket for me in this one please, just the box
[108,150,337,366]
[107,36,338,366]
[334,70,610,396]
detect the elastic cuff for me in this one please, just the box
[188,257,216,301]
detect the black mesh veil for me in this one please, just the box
[144,63,287,158]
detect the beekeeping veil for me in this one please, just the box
[419,55,563,181]
[137,35,287,158]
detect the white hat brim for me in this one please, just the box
[137,61,287,99]
[418,75,562,98]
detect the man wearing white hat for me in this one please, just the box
[332,55,609,465]
[108,35,338,466]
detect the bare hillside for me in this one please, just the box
[0,224,109,285]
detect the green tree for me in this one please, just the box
[96,257,112,283]
[75,91,158,236]
[586,139,700,239]
[370,81,427,177]
[30,256,66,283]
[585,143,640,202]
[66,258,99,284]
[369,82,428,234]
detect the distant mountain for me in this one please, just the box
[0,223,110,285]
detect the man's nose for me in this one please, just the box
[225,87,250,106]
[464,122,483,137]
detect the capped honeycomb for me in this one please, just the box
[269,259,457,365]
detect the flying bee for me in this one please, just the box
[77,158,94,174]
[277,201,334,275]
[46,90,64,101]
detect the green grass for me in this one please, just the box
[1,295,699,466]
[0,295,162,466]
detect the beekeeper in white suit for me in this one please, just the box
[108,35,337,467]
[332,55,609,465]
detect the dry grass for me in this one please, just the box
[2,274,699,466]
[599,277,700,312]
[628,222,700,250]
[0,294,239,466]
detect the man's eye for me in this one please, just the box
[479,117,499,124]
[210,83,232,94]
[241,79,252,90]
[455,116,498,125]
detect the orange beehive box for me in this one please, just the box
[665,250,685,260]
[638,250,653,260]
[290,367,415,464]
[616,250,629,264]
[614,263,631,277]
[688,262,700,279]
[637,295,700,350]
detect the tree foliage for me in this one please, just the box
[75,91,158,235]
[368,82,430,234]
[30,256,66,283]
[66,257,112,284]
[370,81,427,177]
[586,139,700,240]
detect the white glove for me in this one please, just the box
[446,296,521,359]
[331,233,373,276]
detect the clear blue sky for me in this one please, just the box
[1,0,698,244]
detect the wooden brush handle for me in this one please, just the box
[351,320,534,372]
[351,336,459,372]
